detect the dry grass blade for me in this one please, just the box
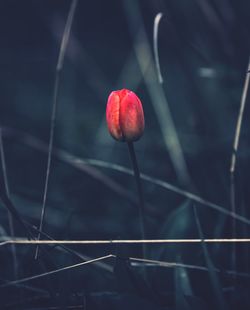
[35,0,78,259]
[153,13,164,84]
[230,58,250,173]
[129,257,250,278]
[3,238,250,246]
[1,254,114,288]
[230,56,250,273]
[1,250,249,291]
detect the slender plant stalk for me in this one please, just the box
[1,254,114,288]
[0,129,18,279]
[153,12,163,84]
[3,238,250,246]
[127,142,146,259]
[35,0,78,259]
[4,127,250,226]
[2,250,249,290]
[129,257,250,278]
[127,142,149,284]
[230,57,250,274]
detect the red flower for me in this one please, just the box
[106,89,145,142]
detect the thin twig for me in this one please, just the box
[0,129,18,279]
[35,0,78,259]
[153,13,163,84]
[129,257,250,278]
[230,57,250,274]
[0,254,114,288]
[2,238,250,247]
[1,251,249,290]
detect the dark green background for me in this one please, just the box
[0,1,250,309]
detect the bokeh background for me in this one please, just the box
[1,0,250,309]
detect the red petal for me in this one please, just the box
[119,91,144,142]
[106,91,124,141]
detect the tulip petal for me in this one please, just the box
[106,91,124,141]
[119,91,144,142]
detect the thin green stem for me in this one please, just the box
[127,142,146,259]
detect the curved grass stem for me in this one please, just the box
[153,12,163,84]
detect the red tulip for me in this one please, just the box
[106,89,145,142]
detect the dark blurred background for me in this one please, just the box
[0,0,250,309]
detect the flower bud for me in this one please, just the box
[106,89,145,142]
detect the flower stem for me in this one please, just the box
[127,142,146,259]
